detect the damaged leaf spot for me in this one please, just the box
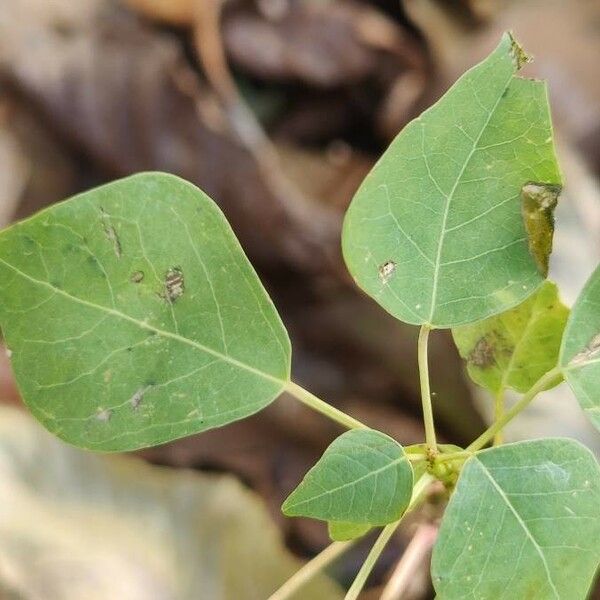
[96,408,112,422]
[130,386,151,410]
[468,336,498,369]
[378,260,396,284]
[161,266,185,303]
[521,182,561,278]
[571,333,600,365]
[130,271,144,283]
[508,33,530,69]
[100,207,122,259]
[454,282,568,395]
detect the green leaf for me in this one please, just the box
[327,521,371,542]
[560,264,600,431]
[432,439,600,599]
[453,281,568,394]
[342,33,562,328]
[282,429,413,526]
[0,173,291,451]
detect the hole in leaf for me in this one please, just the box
[378,260,396,284]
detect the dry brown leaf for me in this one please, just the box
[223,3,377,88]
[0,0,340,273]
[0,406,343,600]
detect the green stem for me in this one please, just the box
[345,522,399,600]
[267,540,356,600]
[466,367,562,452]
[418,325,437,453]
[285,381,367,430]
[493,390,504,446]
[344,474,434,600]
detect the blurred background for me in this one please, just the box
[0,0,599,598]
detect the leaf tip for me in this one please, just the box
[280,495,296,517]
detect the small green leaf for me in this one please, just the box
[327,521,371,542]
[0,173,291,451]
[560,264,600,431]
[342,33,562,328]
[432,439,600,599]
[453,281,568,394]
[282,429,413,526]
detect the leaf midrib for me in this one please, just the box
[0,257,285,386]
[427,72,514,323]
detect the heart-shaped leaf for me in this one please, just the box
[453,281,568,394]
[560,264,600,431]
[432,439,600,599]
[342,33,562,328]
[0,173,291,451]
[282,429,413,526]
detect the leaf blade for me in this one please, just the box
[342,33,562,328]
[453,281,568,394]
[0,172,291,451]
[282,429,413,526]
[431,439,600,599]
[560,264,600,430]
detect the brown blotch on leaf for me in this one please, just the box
[130,386,148,410]
[100,207,122,259]
[130,271,144,283]
[378,260,396,284]
[521,182,561,278]
[161,266,185,303]
[468,336,497,369]
[508,33,530,70]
